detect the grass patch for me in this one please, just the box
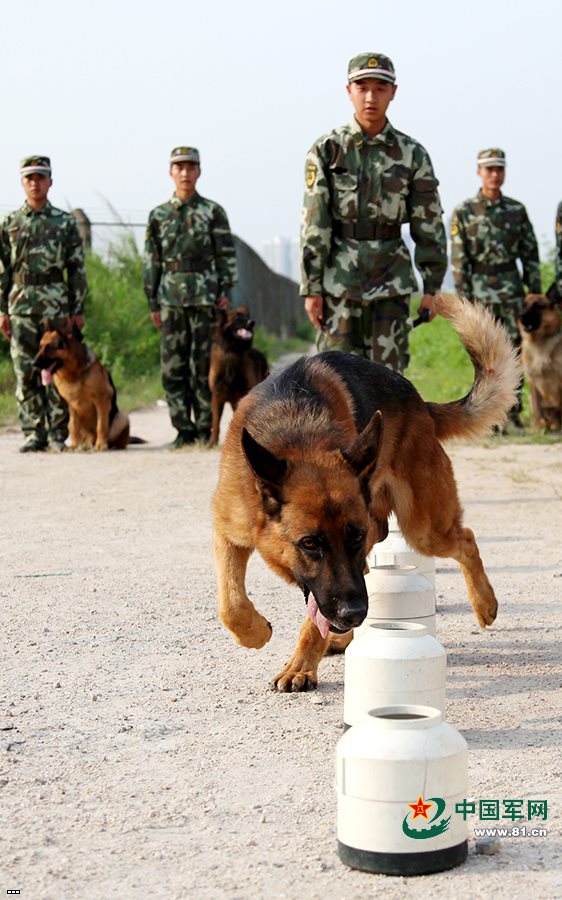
[406,308,473,403]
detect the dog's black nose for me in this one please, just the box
[337,602,367,629]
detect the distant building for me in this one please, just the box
[262,236,300,283]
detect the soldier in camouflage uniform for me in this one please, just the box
[0,156,88,452]
[451,148,541,426]
[144,147,237,448]
[300,52,447,372]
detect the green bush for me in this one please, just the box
[82,236,160,383]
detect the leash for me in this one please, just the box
[412,308,430,328]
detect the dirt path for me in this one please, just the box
[1,406,561,899]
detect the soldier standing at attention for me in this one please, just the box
[144,147,237,448]
[0,156,88,452]
[300,52,447,372]
[451,148,541,427]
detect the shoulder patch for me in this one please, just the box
[451,221,459,237]
[305,162,317,189]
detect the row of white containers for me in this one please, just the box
[336,516,468,876]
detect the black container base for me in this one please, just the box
[337,838,468,876]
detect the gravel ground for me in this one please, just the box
[0,404,561,899]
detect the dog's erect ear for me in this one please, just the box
[42,318,55,335]
[242,428,287,485]
[545,282,560,306]
[71,322,84,342]
[343,410,383,481]
[242,428,288,517]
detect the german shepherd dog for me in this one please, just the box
[213,295,520,692]
[208,305,268,447]
[518,286,562,431]
[33,322,131,450]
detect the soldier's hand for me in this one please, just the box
[0,314,11,341]
[70,314,85,331]
[216,295,231,310]
[151,311,162,331]
[305,295,324,330]
[418,294,437,322]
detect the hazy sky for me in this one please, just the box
[1,0,560,260]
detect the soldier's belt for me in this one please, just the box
[13,269,64,286]
[333,221,401,241]
[163,259,211,274]
[471,261,518,275]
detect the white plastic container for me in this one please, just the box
[359,565,436,637]
[336,705,468,875]
[369,517,436,585]
[343,622,446,729]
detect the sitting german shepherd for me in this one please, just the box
[208,306,268,447]
[213,295,520,692]
[518,285,562,432]
[33,321,131,450]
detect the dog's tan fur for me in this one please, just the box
[213,295,520,691]
[518,293,562,432]
[34,324,130,450]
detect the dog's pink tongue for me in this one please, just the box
[41,368,52,386]
[236,328,252,340]
[307,592,331,640]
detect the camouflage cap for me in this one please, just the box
[348,52,396,84]
[170,146,200,165]
[477,148,506,168]
[20,155,51,177]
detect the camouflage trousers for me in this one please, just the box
[316,295,411,373]
[159,305,215,439]
[9,314,69,443]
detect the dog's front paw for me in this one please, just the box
[270,665,318,693]
[475,592,498,628]
[232,613,272,649]
[94,441,109,451]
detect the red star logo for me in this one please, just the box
[408,795,434,820]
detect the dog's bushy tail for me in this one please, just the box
[427,294,521,441]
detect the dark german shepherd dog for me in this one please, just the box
[518,285,562,432]
[208,305,268,447]
[213,295,520,691]
[33,321,131,450]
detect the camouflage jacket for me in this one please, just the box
[143,192,237,311]
[300,117,447,300]
[450,190,541,302]
[0,200,88,317]
[556,202,562,297]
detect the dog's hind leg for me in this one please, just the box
[109,412,130,449]
[271,616,330,692]
[214,532,272,649]
[394,448,498,628]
